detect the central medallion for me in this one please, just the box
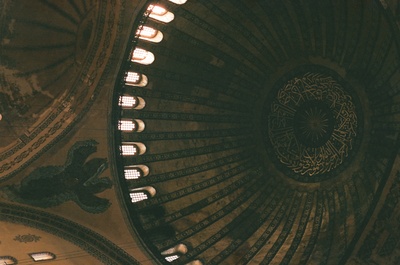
[263,66,362,182]
[293,100,335,148]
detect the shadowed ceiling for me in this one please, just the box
[1,0,400,265]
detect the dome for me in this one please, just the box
[1,0,400,264]
[112,0,400,264]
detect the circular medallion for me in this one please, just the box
[263,66,362,182]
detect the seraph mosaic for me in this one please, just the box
[2,140,112,213]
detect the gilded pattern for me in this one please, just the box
[268,72,358,177]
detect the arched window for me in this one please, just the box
[132,48,155,65]
[119,95,138,108]
[125,71,148,87]
[119,119,137,131]
[124,165,149,180]
[137,26,163,43]
[168,0,187,4]
[0,256,17,265]
[130,186,156,203]
[161,244,188,262]
[148,5,175,23]
[119,119,145,132]
[119,96,146,110]
[121,142,146,156]
[29,252,56,262]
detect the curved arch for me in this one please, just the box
[0,203,140,265]
[130,186,156,203]
[125,72,148,87]
[167,0,187,4]
[131,48,155,65]
[137,26,163,43]
[148,5,175,23]
[0,256,17,265]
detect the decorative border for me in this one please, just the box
[0,202,140,265]
[261,64,364,182]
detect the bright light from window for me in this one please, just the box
[168,0,187,4]
[124,168,142,179]
[148,5,167,16]
[121,145,137,156]
[29,252,56,262]
[119,96,137,108]
[130,192,148,203]
[125,72,148,87]
[132,48,148,60]
[119,120,136,131]
[132,48,155,65]
[137,26,163,43]
[148,5,174,23]
[126,72,141,84]
[138,26,157,38]
[165,255,180,262]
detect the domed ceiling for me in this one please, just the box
[1,0,400,264]
[113,0,400,264]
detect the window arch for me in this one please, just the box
[161,243,188,262]
[148,5,175,23]
[121,142,146,156]
[130,186,156,203]
[0,256,17,265]
[29,252,56,262]
[132,48,155,65]
[119,95,146,110]
[137,26,163,43]
[125,71,148,87]
[124,165,149,180]
[119,95,138,108]
[119,119,145,132]
[119,119,137,131]
[168,0,187,4]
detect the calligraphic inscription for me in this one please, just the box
[267,72,358,179]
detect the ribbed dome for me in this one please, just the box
[112,0,400,264]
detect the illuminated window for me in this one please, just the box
[161,244,188,263]
[132,48,155,65]
[149,5,167,16]
[121,144,138,155]
[137,26,163,43]
[29,252,56,262]
[119,96,138,108]
[119,120,137,131]
[165,255,180,262]
[124,168,143,179]
[138,26,157,38]
[168,0,187,4]
[124,165,149,179]
[119,119,145,132]
[125,71,141,84]
[125,72,148,87]
[148,5,175,23]
[130,186,156,203]
[130,191,148,202]
[121,142,146,155]
[0,256,17,265]
[119,96,146,110]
